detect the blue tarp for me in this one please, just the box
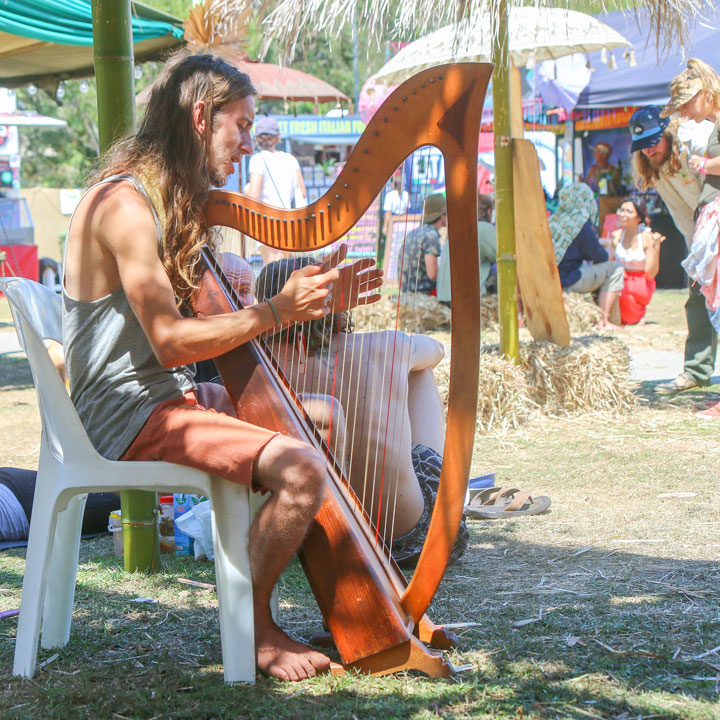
[0,0,183,46]
[576,8,720,109]
[0,0,184,87]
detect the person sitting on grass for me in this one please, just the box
[607,197,665,326]
[254,256,469,568]
[549,182,625,329]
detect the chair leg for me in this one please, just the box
[41,493,87,649]
[210,477,255,684]
[12,490,62,678]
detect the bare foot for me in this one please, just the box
[596,318,622,331]
[256,622,331,681]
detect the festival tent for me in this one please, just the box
[0,0,184,91]
[576,7,720,109]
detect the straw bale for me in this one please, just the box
[433,335,636,433]
[353,294,451,333]
[520,336,637,415]
[479,292,601,334]
[561,293,603,333]
[435,351,538,434]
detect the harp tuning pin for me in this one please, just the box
[411,89,417,94]
[402,97,407,101]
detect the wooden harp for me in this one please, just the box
[192,63,492,676]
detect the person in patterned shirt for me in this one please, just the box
[398,193,446,294]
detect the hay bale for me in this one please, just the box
[433,335,636,433]
[521,336,637,414]
[353,294,451,333]
[477,292,602,334]
[434,352,537,434]
[562,293,603,334]
[480,294,499,331]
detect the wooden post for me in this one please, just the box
[91,0,160,573]
[492,0,519,361]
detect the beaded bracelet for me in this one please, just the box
[700,157,709,175]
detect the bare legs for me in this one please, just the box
[597,290,621,329]
[251,435,330,681]
[407,367,445,451]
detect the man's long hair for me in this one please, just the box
[632,128,682,191]
[91,51,256,303]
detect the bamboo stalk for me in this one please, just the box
[492,0,519,362]
[91,0,160,573]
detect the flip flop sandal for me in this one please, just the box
[464,486,551,520]
[465,473,496,505]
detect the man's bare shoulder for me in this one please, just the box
[82,181,157,249]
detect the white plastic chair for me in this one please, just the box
[0,277,256,684]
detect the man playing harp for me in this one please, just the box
[61,51,381,682]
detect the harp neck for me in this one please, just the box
[205,63,492,255]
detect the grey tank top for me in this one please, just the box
[62,174,195,460]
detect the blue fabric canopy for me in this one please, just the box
[0,0,183,46]
[576,8,720,109]
[0,0,184,88]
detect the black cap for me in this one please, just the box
[629,106,669,152]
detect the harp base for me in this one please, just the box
[311,614,460,653]
[417,616,459,650]
[328,636,454,678]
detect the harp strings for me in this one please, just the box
[213,149,441,559]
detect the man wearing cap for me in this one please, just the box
[398,193,446,295]
[584,141,621,195]
[246,116,307,209]
[629,104,716,393]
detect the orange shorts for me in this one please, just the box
[120,382,279,490]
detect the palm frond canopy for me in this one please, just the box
[262,0,714,62]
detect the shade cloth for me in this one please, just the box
[576,7,720,109]
[0,0,184,88]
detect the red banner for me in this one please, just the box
[0,245,38,296]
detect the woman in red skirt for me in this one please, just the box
[608,197,665,325]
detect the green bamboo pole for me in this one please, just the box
[91,0,160,573]
[491,0,520,362]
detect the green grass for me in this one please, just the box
[0,289,719,718]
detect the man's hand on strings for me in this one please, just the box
[317,243,384,313]
[272,263,340,323]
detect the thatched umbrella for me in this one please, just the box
[261,0,709,359]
